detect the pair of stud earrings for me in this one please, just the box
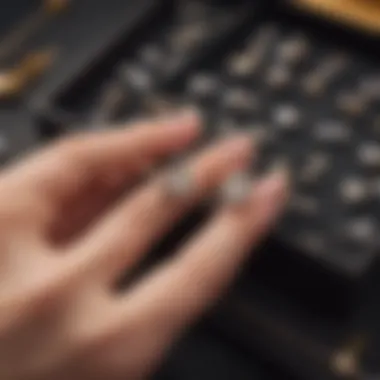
[163,156,288,207]
[164,164,253,207]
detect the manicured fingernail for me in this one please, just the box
[163,107,202,127]
[222,133,256,158]
[220,171,253,206]
[258,160,291,198]
[270,158,291,188]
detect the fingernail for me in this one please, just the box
[162,107,202,128]
[258,160,291,198]
[220,171,253,206]
[221,133,256,158]
[270,158,292,186]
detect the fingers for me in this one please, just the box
[70,134,256,283]
[118,168,288,339]
[0,111,201,230]
[48,185,121,246]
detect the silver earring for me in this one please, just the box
[219,171,252,206]
[164,163,195,200]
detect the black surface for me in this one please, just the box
[160,5,380,279]
[155,324,298,380]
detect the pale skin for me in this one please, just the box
[0,110,288,380]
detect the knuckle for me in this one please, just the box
[0,261,72,319]
[22,268,66,311]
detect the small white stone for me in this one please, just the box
[267,65,291,88]
[277,35,308,63]
[272,105,300,129]
[221,172,252,205]
[223,88,258,111]
[303,54,347,95]
[303,76,323,96]
[119,64,152,91]
[187,73,217,97]
[337,93,366,116]
[331,350,358,378]
[346,218,376,242]
[340,178,368,204]
[229,25,277,76]
[170,23,205,51]
[358,143,380,167]
[228,53,256,76]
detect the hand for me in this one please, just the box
[0,111,288,380]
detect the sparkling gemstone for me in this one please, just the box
[272,105,300,129]
[187,73,218,97]
[276,35,308,63]
[119,64,152,92]
[357,143,380,167]
[221,172,252,205]
[340,177,369,204]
